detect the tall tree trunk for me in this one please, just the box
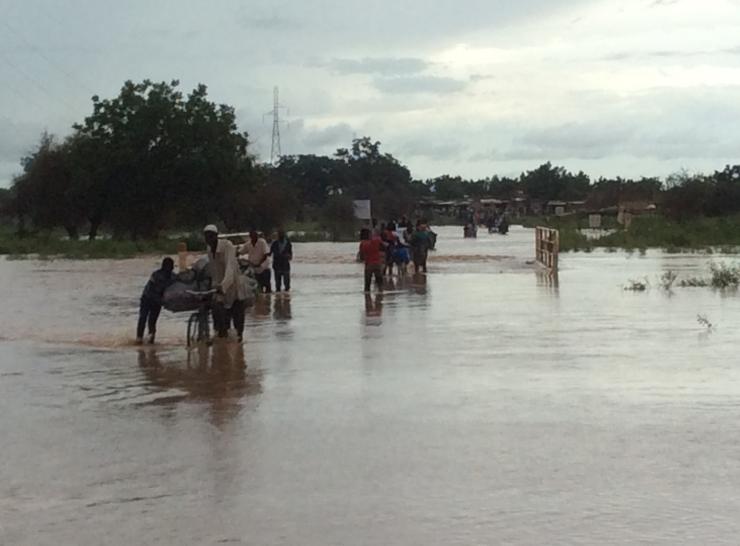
[88,218,100,241]
[65,225,79,240]
[17,214,27,237]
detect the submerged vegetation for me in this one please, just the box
[626,262,740,291]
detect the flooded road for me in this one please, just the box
[2,226,740,545]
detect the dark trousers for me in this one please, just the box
[137,297,162,339]
[212,299,246,338]
[364,264,383,292]
[256,269,272,293]
[274,269,290,292]
[413,248,428,273]
[230,299,246,338]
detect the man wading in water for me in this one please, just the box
[411,221,431,273]
[359,227,385,292]
[270,229,293,293]
[204,225,248,342]
[240,230,272,294]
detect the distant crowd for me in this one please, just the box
[359,216,436,293]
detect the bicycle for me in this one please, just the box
[185,289,217,347]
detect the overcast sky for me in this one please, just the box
[1,0,739,187]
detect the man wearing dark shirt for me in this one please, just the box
[270,229,293,293]
[136,257,175,344]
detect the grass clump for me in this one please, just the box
[679,277,709,287]
[659,270,678,291]
[709,262,740,289]
[624,278,649,291]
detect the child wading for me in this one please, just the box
[359,228,385,292]
[136,257,176,344]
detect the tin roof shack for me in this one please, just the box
[510,196,529,217]
[479,198,509,212]
[544,200,587,216]
[617,201,657,228]
[417,198,472,223]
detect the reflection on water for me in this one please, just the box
[253,295,272,319]
[4,226,740,544]
[536,270,559,291]
[364,293,383,321]
[273,296,292,321]
[135,343,262,436]
[137,342,260,426]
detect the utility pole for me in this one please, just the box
[265,86,287,165]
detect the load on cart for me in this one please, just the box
[162,227,259,346]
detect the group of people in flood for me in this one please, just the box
[136,217,435,343]
[358,217,436,293]
[465,209,510,238]
[136,225,293,344]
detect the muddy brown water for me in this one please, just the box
[2,226,740,545]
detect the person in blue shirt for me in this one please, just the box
[270,229,293,292]
[136,257,175,344]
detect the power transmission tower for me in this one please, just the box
[266,86,287,165]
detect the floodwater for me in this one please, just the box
[2,226,740,545]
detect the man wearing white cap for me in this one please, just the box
[204,224,248,342]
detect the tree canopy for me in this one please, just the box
[6,79,740,240]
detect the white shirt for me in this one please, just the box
[207,239,248,307]
[238,238,271,274]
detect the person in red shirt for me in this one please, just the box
[359,228,385,292]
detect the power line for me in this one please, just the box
[0,19,97,97]
[0,53,79,113]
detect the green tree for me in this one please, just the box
[335,137,417,219]
[520,162,590,202]
[11,133,85,238]
[428,175,467,200]
[276,154,340,208]
[320,193,356,241]
[72,79,253,238]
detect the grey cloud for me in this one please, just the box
[328,57,430,76]
[0,160,21,186]
[301,122,355,148]
[398,139,464,160]
[469,149,502,162]
[231,0,596,54]
[373,76,467,94]
[490,88,740,162]
[509,122,636,160]
[602,46,740,62]
[600,49,701,62]
[239,14,302,31]
[0,118,43,163]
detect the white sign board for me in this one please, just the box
[588,214,602,229]
[353,200,372,220]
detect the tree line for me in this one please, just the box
[1,79,739,240]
